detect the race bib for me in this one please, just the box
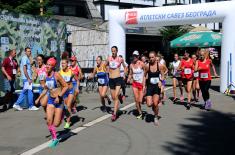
[133,74,141,81]
[46,81,55,89]
[109,61,118,69]
[200,73,208,78]
[150,77,159,84]
[194,72,199,77]
[98,78,105,84]
[184,68,191,75]
[13,69,17,75]
[62,75,70,82]
[39,73,46,81]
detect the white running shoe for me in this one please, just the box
[28,106,39,111]
[13,104,23,111]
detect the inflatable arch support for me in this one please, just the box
[109,1,235,93]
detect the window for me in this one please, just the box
[64,6,76,16]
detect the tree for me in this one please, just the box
[0,0,53,16]
[159,25,191,58]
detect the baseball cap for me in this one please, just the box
[133,50,139,56]
[70,56,77,61]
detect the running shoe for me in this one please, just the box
[111,114,117,122]
[173,97,177,103]
[136,113,142,119]
[154,116,159,126]
[205,100,212,110]
[180,96,184,102]
[186,103,191,110]
[118,95,123,104]
[28,106,39,111]
[13,104,23,111]
[64,122,71,129]
[48,139,59,148]
[101,106,107,113]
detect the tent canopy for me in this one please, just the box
[170,26,222,48]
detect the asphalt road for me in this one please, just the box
[1,79,235,155]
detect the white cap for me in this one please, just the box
[133,50,139,56]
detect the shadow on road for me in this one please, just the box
[162,110,235,155]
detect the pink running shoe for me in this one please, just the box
[180,96,184,102]
[111,114,117,122]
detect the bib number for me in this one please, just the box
[13,69,17,75]
[200,73,208,79]
[62,76,70,82]
[109,61,118,69]
[133,74,141,81]
[194,72,199,77]
[184,68,191,75]
[39,73,46,81]
[98,78,105,84]
[150,77,159,84]
[46,81,54,89]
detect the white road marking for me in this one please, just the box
[21,87,172,155]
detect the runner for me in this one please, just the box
[195,49,217,110]
[34,54,47,112]
[105,46,127,121]
[69,56,82,114]
[192,54,200,102]
[119,55,128,102]
[158,54,168,104]
[127,51,145,119]
[169,53,183,102]
[141,55,149,65]
[59,59,75,129]
[89,56,111,112]
[140,55,148,104]
[145,51,165,126]
[36,57,68,148]
[178,51,194,110]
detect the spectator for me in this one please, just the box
[1,49,18,110]
[13,47,39,111]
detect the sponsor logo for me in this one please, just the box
[125,11,138,25]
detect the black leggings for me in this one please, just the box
[199,80,211,102]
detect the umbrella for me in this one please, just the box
[170,27,222,48]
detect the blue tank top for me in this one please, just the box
[46,73,57,89]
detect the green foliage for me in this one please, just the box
[159,26,190,42]
[159,26,191,58]
[0,0,53,16]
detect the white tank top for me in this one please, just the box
[132,67,144,83]
[172,60,181,77]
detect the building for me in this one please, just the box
[49,0,225,68]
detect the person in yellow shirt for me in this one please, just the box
[59,59,75,129]
[89,56,111,112]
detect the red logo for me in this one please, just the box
[125,11,138,25]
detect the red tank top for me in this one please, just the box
[198,59,212,81]
[69,65,80,81]
[181,58,194,80]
